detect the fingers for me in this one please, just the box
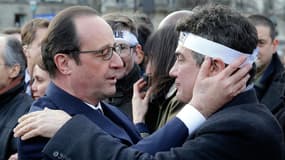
[14,111,44,138]
[222,56,247,77]
[233,83,246,97]
[17,111,41,123]
[133,78,146,96]
[231,74,250,97]
[144,86,152,102]
[14,115,37,138]
[8,153,18,160]
[20,128,41,140]
[197,56,212,79]
[228,64,251,85]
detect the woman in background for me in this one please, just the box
[133,25,185,133]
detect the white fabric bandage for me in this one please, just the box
[114,30,138,46]
[179,32,258,66]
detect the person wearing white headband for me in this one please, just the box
[102,13,143,120]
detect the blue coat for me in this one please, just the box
[18,82,188,159]
[42,89,283,160]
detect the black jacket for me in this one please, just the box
[105,63,141,119]
[254,53,285,145]
[255,53,285,114]
[0,81,32,160]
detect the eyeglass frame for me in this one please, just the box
[56,44,122,61]
[117,43,136,57]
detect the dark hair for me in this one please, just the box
[248,14,277,40]
[144,25,178,99]
[41,6,98,78]
[133,13,154,48]
[3,37,26,78]
[102,13,138,37]
[176,5,258,84]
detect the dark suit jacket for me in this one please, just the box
[18,82,188,159]
[43,89,284,160]
[0,81,32,160]
[255,54,285,115]
[255,54,285,145]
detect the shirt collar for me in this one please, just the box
[84,101,103,114]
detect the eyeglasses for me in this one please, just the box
[57,44,121,61]
[118,44,136,56]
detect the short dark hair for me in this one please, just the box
[133,13,154,48]
[41,6,98,78]
[176,5,258,83]
[248,14,277,40]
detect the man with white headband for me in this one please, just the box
[14,5,281,160]
[102,13,143,120]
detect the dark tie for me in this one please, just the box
[97,108,103,114]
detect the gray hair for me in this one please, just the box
[2,36,26,78]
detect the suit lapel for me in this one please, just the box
[46,82,134,144]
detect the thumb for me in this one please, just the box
[197,56,211,80]
[144,86,153,102]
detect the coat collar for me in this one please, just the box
[0,80,25,105]
[45,82,136,144]
[222,89,258,110]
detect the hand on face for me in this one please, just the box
[132,78,152,124]
[189,56,251,117]
[13,108,71,140]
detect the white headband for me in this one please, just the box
[114,30,138,46]
[179,32,258,66]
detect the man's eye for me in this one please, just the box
[101,48,110,56]
[176,54,184,61]
[258,40,266,46]
[120,44,128,50]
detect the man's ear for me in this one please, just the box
[272,39,279,53]
[8,64,20,78]
[22,45,29,58]
[134,44,144,65]
[53,54,73,75]
[209,58,226,75]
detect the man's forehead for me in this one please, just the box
[175,44,192,55]
[75,16,115,48]
[256,26,271,39]
[115,39,130,46]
